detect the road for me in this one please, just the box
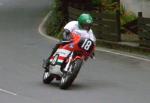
[0,0,150,103]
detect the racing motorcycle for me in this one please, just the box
[42,31,95,89]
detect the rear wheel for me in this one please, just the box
[59,59,83,89]
[43,70,54,84]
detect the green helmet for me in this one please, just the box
[78,13,93,29]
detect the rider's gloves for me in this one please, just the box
[63,29,71,41]
[90,52,95,59]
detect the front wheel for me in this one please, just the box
[59,59,83,89]
[43,70,54,84]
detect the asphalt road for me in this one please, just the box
[0,0,150,103]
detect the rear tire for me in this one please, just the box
[59,59,83,89]
[43,70,54,84]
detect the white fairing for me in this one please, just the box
[50,49,71,63]
[54,49,71,57]
[50,49,71,76]
[50,65,63,76]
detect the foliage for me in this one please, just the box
[92,0,137,26]
[92,0,101,6]
[100,0,119,12]
[47,0,66,37]
[120,4,137,26]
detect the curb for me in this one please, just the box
[96,39,150,55]
[38,10,150,62]
[38,11,59,42]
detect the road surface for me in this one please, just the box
[0,0,150,103]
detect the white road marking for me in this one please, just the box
[0,88,17,96]
[96,48,150,62]
[38,11,59,42]
[38,10,150,62]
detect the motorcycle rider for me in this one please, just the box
[43,13,96,70]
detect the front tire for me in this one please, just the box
[59,59,83,89]
[43,70,54,84]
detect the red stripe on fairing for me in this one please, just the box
[58,56,65,60]
[50,56,65,60]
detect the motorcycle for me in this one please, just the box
[42,31,95,89]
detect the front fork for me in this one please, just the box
[63,52,84,73]
[64,52,74,72]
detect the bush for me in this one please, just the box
[47,0,67,37]
[92,0,101,6]
[120,4,137,26]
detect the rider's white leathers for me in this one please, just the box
[64,21,96,42]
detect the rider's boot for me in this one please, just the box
[42,43,60,70]
[42,58,50,70]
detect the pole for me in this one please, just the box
[116,0,121,41]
